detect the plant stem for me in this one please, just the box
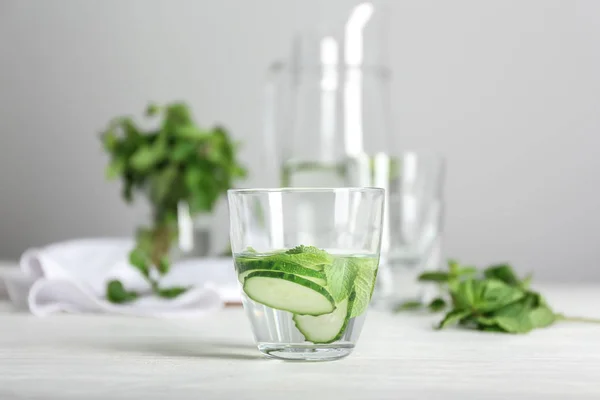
[556,314,600,324]
[150,222,172,267]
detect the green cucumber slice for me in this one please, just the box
[293,292,356,344]
[243,271,335,316]
[238,269,326,286]
[236,258,327,285]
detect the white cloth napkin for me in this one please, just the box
[0,238,241,317]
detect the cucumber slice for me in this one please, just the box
[236,258,327,285]
[237,252,328,272]
[243,271,335,316]
[238,269,326,286]
[293,292,356,344]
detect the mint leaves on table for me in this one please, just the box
[396,260,600,333]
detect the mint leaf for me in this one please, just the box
[129,248,149,278]
[477,279,525,312]
[348,257,379,318]
[448,260,478,278]
[157,257,170,275]
[394,301,423,312]
[428,298,446,312]
[408,259,600,334]
[324,257,358,303]
[157,286,189,299]
[438,309,470,329]
[492,300,534,333]
[483,264,520,287]
[449,278,525,313]
[277,246,333,270]
[105,158,125,179]
[521,274,533,290]
[145,103,160,116]
[451,279,477,309]
[529,306,556,328]
[286,245,328,256]
[418,271,450,282]
[106,280,138,304]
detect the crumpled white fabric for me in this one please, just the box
[0,238,241,317]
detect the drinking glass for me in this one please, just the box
[228,187,384,361]
[372,152,445,308]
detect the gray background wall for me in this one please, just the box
[1,0,599,281]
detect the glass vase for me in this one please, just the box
[133,198,212,269]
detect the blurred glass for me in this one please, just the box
[135,198,212,262]
[263,1,394,188]
[371,152,446,307]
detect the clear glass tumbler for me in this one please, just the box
[227,187,384,361]
[372,152,446,308]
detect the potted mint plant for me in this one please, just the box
[100,102,247,303]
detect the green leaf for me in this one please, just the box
[323,257,358,303]
[106,280,138,304]
[529,306,556,329]
[454,266,478,277]
[447,260,477,278]
[286,245,326,256]
[521,274,533,290]
[347,257,379,318]
[130,144,163,172]
[477,279,525,312]
[105,158,125,179]
[492,300,534,334]
[184,166,204,192]
[448,259,460,275]
[129,248,149,278]
[146,103,160,116]
[157,286,189,299]
[276,246,333,269]
[451,279,477,309]
[101,130,119,152]
[473,316,498,327]
[148,166,179,205]
[418,271,450,283]
[157,257,170,275]
[171,141,197,162]
[428,298,447,312]
[164,103,193,126]
[438,309,471,329]
[394,301,423,312]
[174,125,209,140]
[484,264,520,287]
[480,325,505,333]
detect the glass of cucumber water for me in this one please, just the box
[227,187,385,361]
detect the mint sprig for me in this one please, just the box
[100,102,247,302]
[396,260,600,333]
[281,245,378,317]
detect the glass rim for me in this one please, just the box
[228,187,385,195]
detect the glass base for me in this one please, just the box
[257,343,354,361]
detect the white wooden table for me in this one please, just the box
[1,266,599,399]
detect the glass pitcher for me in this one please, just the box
[262,1,394,190]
